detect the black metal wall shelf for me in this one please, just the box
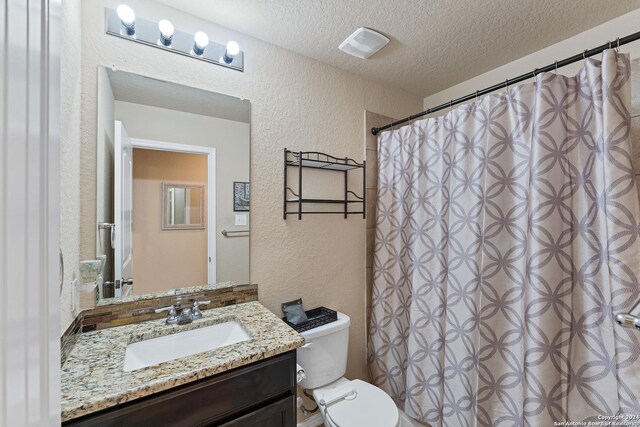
[284,149,366,220]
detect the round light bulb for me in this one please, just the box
[221,41,240,64]
[226,41,240,56]
[116,5,136,35]
[192,31,209,56]
[194,32,209,48]
[116,4,135,25]
[158,20,174,37]
[158,19,174,46]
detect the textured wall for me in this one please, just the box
[62,0,423,386]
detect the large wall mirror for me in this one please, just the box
[95,66,250,301]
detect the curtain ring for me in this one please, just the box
[555,60,558,73]
[476,90,479,102]
[505,78,509,96]
[616,37,620,53]
[583,49,587,60]
[608,40,612,49]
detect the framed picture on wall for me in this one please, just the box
[234,182,250,211]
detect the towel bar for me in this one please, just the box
[221,229,249,237]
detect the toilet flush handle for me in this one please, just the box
[300,342,314,349]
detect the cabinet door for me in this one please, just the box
[217,396,295,427]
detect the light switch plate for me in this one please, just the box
[235,214,247,226]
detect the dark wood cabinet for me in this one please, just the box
[218,396,295,427]
[63,351,297,427]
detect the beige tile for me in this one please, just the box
[366,149,378,190]
[366,228,375,269]
[365,267,374,333]
[365,110,394,151]
[366,131,378,152]
[365,267,374,302]
[366,189,377,229]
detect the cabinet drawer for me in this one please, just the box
[63,351,296,427]
[218,396,295,427]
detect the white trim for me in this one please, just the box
[128,138,217,283]
[1,0,61,424]
[129,138,214,155]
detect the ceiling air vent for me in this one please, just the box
[339,27,389,59]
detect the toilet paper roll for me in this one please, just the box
[296,364,306,384]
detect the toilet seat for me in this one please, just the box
[314,379,399,427]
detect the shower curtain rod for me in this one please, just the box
[371,30,640,136]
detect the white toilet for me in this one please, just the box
[297,311,413,427]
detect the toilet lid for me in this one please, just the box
[322,379,398,427]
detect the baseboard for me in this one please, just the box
[297,413,323,427]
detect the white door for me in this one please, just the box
[1,0,61,424]
[114,121,134,297]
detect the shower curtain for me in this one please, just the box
[368,50,640,426]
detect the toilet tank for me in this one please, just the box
[297,312,350,389]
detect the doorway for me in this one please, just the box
[113,126,216,297]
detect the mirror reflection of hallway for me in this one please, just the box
[95,67,251,303]
[133,148,209,295]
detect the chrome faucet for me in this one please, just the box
[176,307,194,325]
[155,300,211,325]
[192,300,211,320]
[155,304,179,325]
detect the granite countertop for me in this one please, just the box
[61,301,304,422]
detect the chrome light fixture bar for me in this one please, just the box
[105,7,244,72]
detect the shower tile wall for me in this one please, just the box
[364,111,394,337]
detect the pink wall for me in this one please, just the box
[132,149,208,294]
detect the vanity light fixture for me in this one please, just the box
[116,4,136,36]
[105,7,245,72]
[158,19,174,46]
[192,31,209,56]
[222,41,240,64]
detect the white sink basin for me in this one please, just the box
[123,321,251,372]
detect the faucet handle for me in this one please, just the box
[191,300,211,319]
[155,305,178,324]
[155,305,175,314]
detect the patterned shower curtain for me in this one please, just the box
[368,50,640,426]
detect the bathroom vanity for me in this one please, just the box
[61,301,304,426]
[63,351,296,426]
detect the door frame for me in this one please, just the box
[1,0,61,423]
[127,138,217,284]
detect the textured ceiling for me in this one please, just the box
[106,68,251,123]
[156,0,640,96]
